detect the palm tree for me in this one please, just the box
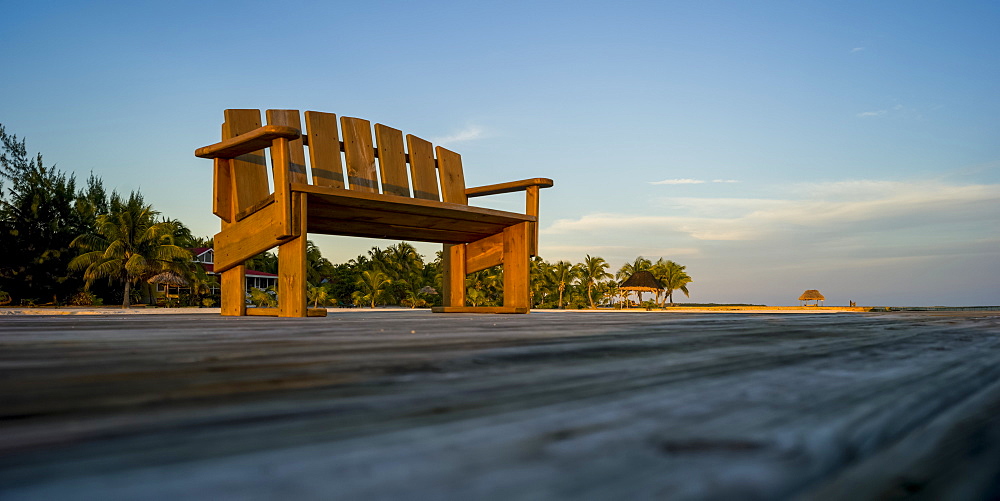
[651,259,692,306]
[616,256,652,281]
[386,242,423,277]
[580,254,612,309]
[551,260,580,309]
[69,193,190,308]
[306,241,334,285]
[466,267,502,307]
[307,283,330,309]
[528,256,552,308]
[384,242,424,305]
[353,269,391,308]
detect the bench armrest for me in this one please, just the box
[465,178,554,198]
[195,125,301,159]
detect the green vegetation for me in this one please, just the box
[0,123,692,309]
[69,193,191,308]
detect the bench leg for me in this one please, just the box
[502,222,530,310]
[442,244,467,308]
[220,265,247,316]
[278,196,308,318]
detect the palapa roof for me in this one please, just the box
[619,271,663,292]
[798,289,825,301]
[147,271,189,287]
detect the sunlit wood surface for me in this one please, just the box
[2,311,999,500]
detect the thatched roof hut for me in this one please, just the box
[148,272,189,305]
[798,289,825,306]
[148,272,189,287]
[619,271,663,306]
[620,271,663,292]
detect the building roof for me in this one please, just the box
[619,271,663,292]
[199,263,277,278]
[798,289,826,301]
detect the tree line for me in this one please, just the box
[0,124,691,309]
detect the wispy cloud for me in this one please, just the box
[651,178,740,185]
[851,47,865,53]
[651,178,705,185]
[857,104,922,120]
[546,180,1000,242]
[432,125,485,144]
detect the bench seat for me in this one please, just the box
[295,184,535,244]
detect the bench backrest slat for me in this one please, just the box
[406,134,440,201]
[266,109,308,184]
[436,146,467,204]
[249,109,469,205]
[303,111,345,188]
[374,124,410,197]
[341,116,379,193]
[224,109,271,213]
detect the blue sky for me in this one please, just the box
[2,1,998,306]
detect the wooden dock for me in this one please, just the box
[2,310,1000,500]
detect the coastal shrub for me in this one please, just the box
[249,287,277,307]
[69,291,102,306]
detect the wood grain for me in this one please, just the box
[265,110,308,185]
[303,111,345,188]
[222,110,272,214]
[502,222,530,309]
[406,134,440,201]
[341,117,378,193]
[1,312,999,500]
[436,146,467,204]
[374,124,410,197]
[465,233,503,274]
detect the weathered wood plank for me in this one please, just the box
[246,307,328,317]
[1,313,999,499]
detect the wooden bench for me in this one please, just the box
[195,109,553,317]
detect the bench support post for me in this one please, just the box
[503,222,530,310]
[220,265,246,316]
[442,243,467,308]
[278,193,308,317]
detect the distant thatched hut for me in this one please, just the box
[798,289,825,306]
[620,271,663,306]
[148,272,189,304]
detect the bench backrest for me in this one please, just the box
[222,109,468,215]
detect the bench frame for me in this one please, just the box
[196,110,552,317]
